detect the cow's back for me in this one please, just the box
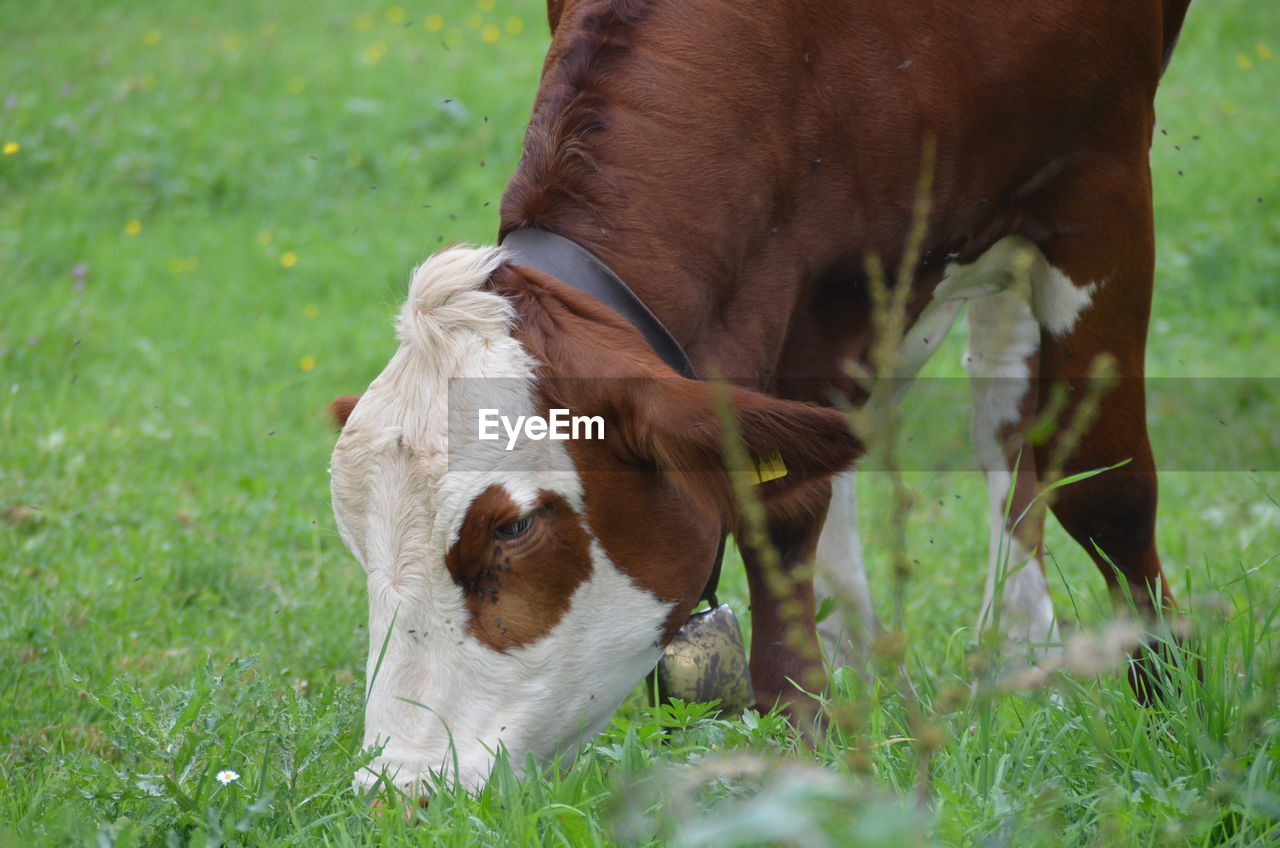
[503,0,1179,287]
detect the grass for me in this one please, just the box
[2,0,1278,845]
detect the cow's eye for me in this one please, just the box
[494,513,534,542]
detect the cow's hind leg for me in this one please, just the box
[965,290,1058,664]
[813,470,880,672]
[1027,155,1177,700]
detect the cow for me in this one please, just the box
[329,0,1193,794]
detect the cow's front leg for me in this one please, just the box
[740,484,831,715]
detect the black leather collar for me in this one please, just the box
[500,227,725,606]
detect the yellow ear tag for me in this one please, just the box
[751,450,788,485]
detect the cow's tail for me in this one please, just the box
[1160,0,1193,76]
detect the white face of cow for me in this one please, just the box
[330,247,672,793]
[330,246,861,795]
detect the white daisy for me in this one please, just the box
[215,769,240,785]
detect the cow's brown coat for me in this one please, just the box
[499,0,1192,704]
[338,0,1194,708]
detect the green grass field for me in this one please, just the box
[2,1,1278,845]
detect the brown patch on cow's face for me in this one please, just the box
[569,440,724,641]
[445,485,595,651]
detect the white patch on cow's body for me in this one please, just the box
[814,470,878,670]
[930,235,1098,343]
[963,273,1059,661]
[928,234,1097,341]
[865,236,1036,414]
[964,289,1040,471]
[975,472,1060,660]
[1031,258,1097,339]
[330,246,671,793]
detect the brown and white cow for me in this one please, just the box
[330,0,1192,793]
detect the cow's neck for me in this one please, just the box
[497,5,840,387]
[500,228,697,380]
[501,214,769,379]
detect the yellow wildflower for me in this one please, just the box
[482,24,500,44]
[425,14,444,32]
[385,6,405,23]
[299,355,317,372]
[2,141,19,155]
[505,17,525,35]
[477,0,495,10]
[280,251,298,268]
[143,28,161,45]
[354,13,375,32]
[125,220,142,236]
[1257,43,1273,61]
[1235,53,1253,70]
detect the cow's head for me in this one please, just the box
[330,246,857,794]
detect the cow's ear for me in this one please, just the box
[547,0,567,33]
[617,378,860,516]
[328,395,361,430]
